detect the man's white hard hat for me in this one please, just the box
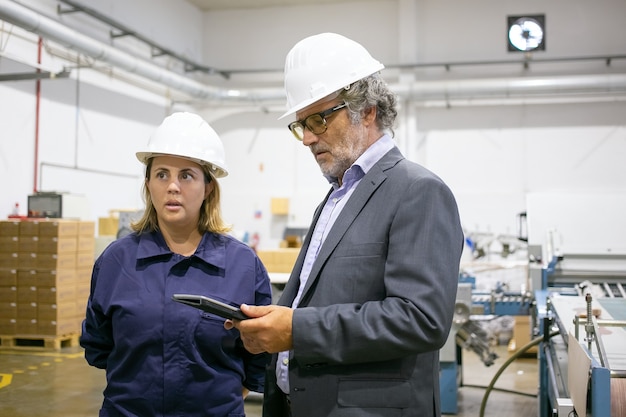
[279,32,384,120]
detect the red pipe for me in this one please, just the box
[33,37,42,193]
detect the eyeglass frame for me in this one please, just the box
[287,102,347,140]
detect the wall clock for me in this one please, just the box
[507,15,545,52]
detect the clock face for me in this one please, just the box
[508,15,545,52]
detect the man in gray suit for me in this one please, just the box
[229,32,464,417]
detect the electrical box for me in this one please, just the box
[27,192,90,220]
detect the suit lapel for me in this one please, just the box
[296,148,403,306]
[277,188,333,307]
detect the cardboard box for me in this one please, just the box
[0,286,17,303]
[17,252,38,269]
[76,267,92,285]
[38,317,80,336]
[0,269,17,286]
[37,270,77,287]
[0,317,17,334]
[18,220,39,236]
[37,284,77,304]
[17,269,37,286]
[0,220,20,236]
[18,236,38,253]
[98,217,119,236]
[270,198,290,215]
[38,302,78,321]
[75,298,87,317]
[16,318,38,335]
[17,302,38,319]
[37,236,77,253]
[76,277,90,294]
[78,221,95,236]
[76,251,95,269]
[17,286,37,303]
[0,236,19,253]
[508,315,537,354]
[36,252,77,270]
[77,235,95,253]
[38,220,79,237]
[256,249,300,273]
[0,302,17,319]
[0,253,19,269]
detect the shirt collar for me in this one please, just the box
[136,231,226,270]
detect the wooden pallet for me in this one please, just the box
[0,333,80,351]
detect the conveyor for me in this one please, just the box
[534,252,626,417]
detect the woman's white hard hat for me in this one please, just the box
[136,112,229,178]
[279,32,384,120]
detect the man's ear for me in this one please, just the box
[363,106,377,125]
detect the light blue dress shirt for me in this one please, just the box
[276,134,395,394]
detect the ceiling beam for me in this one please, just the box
[0,69,71,82]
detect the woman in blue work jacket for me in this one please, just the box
[80,112,272,417]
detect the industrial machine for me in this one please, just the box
[532,241,626,417]
[520,192,626,417]
[440,274,526,414]
[442,193,626,416]
[27,191,90,219]
[440,281,474,415]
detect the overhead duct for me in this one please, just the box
[1,0,626,105]
[394,73,626,102]
[0,0,280,101]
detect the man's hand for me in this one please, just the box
[224,304,293,354]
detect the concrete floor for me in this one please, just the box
[0,342,537,417]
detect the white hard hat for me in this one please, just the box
[136,112,228,178]
[279,33,384,120]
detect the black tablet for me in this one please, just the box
[172,294,250,320]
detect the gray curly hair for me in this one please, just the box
[337,73,398,137]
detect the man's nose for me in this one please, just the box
[301,129,319,146]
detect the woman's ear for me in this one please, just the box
[204,181,215,199]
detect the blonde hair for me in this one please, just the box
[131,159,232,235]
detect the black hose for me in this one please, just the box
[463,384,537,398]
[479,330,560,417]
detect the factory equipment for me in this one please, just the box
[440,279,503,414]
[455,320,498,367]
[116,210,143,239]
[27,191,90,219]
[472,288,532,316]
[532,237,626,417]
[469,193,626,416]
[538,292,626,417]
[440,282,473,414]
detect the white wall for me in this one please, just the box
[1,0,625,254]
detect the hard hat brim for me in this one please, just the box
[135,151,228,178]
[278,65,385,120]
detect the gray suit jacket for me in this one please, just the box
[263,147,464,417]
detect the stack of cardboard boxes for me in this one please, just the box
[0,219,95,338]
[255,248,300,273]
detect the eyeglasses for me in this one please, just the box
[287,103,347,141]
